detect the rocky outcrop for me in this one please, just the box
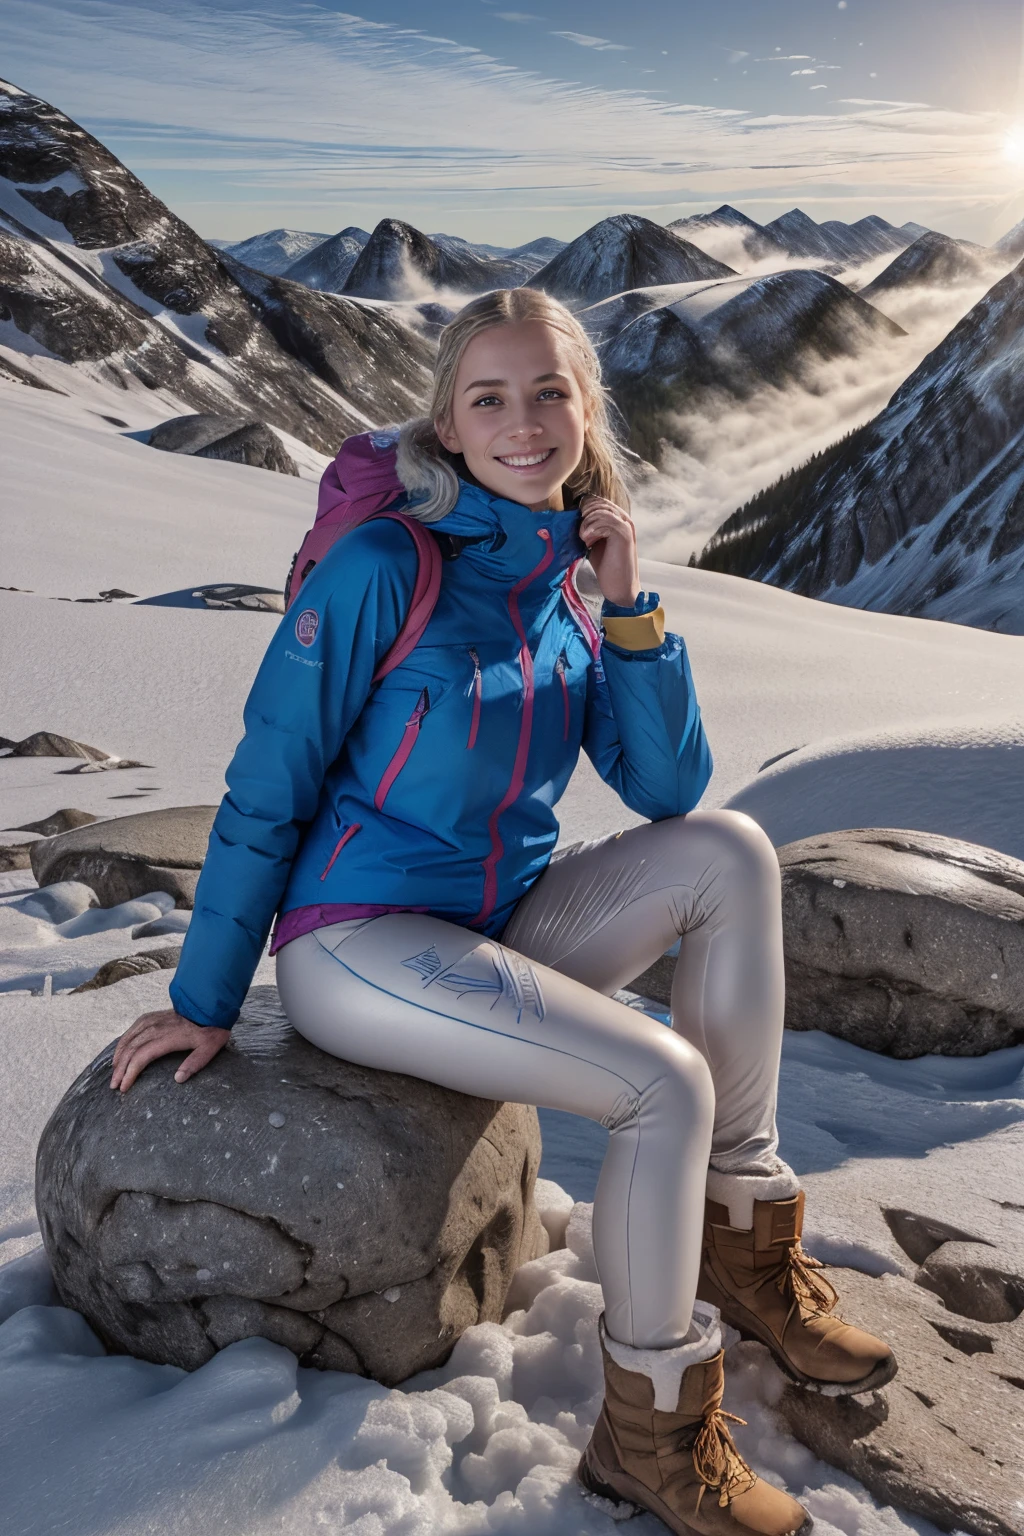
[777,1259,1024,1536]
[777,828,1024,1056]
[341,217,532,301]
[71,947,181,991]
[36,985,548,1386]
[9,808,99,836]
[283,227,369,292]
[0,844,32,871]
[30,805,216,909]
[8,731,110,762]
[627,828,1024,1057]
[147,414,298,476]
[528,213,734,308]
[218,227,330,277]
[190,583,285,612]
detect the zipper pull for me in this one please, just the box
[467,650,482,750]
[555,650,570,740]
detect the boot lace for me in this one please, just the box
[774,1243,839,1331]
[692,1408,758,1510]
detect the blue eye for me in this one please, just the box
[472,395,501,407]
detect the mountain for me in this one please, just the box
[508,236,566,264]
[765,209,914,266]
[995,217,1024,260]
[283,227,370,292]
[593,269,904,465]
[666,206,789,269]
[340,218,534,300]
[0,79,433,452]
[527,214,735,307]
[696,258,1024,632]
[860,232,1006,302]
[901,221,933,241]
[427,231,563,274]
[216,228,330,276]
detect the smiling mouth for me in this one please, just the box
[495,448,556,470]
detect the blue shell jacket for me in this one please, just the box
[169,477,713,1029]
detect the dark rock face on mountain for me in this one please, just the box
[528,214,734,307]
[147,413,298,475]
[596,269,903,465]
[861,232,1006,302]
[698,258,1024,632]
[218,227,330,276]
[0,79,432,453]
[765,208,913,266]
[341,218,532,300]
[667,205,789,268]
[36,986,549,1386]
[283,226,369,292]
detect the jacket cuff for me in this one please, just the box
[601,592,665,652]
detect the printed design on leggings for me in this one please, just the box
[399,941,545,1024]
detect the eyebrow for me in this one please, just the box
[462,372,570,393]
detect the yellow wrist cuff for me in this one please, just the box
[601,606,666,651]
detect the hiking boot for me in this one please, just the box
[697,1186,896,1393]
[578,1310,811,1536]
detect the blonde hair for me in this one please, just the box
[394,288,631,522]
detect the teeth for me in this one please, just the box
[498,451,552,466]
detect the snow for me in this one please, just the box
[3,386,1023,1534]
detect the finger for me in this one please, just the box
[118,1037,187,1094]
[111,1025,164,1079]
[112,1014,164,1070]
[173,1036,222,1083]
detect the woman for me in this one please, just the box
[111,287,893,1536]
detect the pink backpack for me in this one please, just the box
[285,429,601,676]
[284,429,443,683]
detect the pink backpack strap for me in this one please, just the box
[370,511,443,683]
[561,560,602,659]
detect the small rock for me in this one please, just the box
[71,947,182,991]
[98,590,137,600]
[9,732,110,762]
[132,909,191,940]
[37,984,548,1386]
[192,584,285,614]
[10,809,100,837]
[30,805,216,909]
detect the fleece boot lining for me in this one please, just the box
[706,1165,801,1230]
[600,1302,722,1411]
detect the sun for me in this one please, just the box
[1003,124,1024,164]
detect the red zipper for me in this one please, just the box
[554,649,570,740]
[467,648,482,750]
[374,687,430,811]
[472,529,554,927]
[319,821,361,882]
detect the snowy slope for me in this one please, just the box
[699,257,1024,631]
[218,228,332,276]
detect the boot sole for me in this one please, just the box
[718,1303,898,1396]
[577,1449,814,1536]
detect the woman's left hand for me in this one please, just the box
[579,496,641,609]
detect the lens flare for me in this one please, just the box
[1003,124,1024,163]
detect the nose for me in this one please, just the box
[505,405,545,441]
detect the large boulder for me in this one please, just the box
[778,828,1024,1056]
[627,828,1024,1057]
[30,805,216,909]
[35,985,548,1386]
[776,1260,1024,1536]
[147,413,298,476]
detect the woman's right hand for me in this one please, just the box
[110,1009,231,1093]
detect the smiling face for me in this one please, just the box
[434,319,590,512]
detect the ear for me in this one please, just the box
[434,415,461,454]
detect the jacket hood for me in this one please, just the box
[429,477,586,586]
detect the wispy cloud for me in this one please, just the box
[0,0,1013,240]
[496,11,542,22]
[550,30,630,51]
[726,50,750,65]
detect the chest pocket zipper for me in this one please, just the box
[374,687,430,811]
[554,650,570,741]
[467,648,482,749]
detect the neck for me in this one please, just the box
[527,486,564,513]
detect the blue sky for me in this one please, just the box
[3,0,1024,245]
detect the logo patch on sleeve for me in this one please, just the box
[295,608,319,647]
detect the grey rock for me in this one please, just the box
[776,1262,1024,1536]
[132,909,192,940]
[36,985,548,1386]
[628,828,1024,1057]
[147,414,298,476]
[9,808,100,836]
[192,583,285,613]
[30,805,216,909]
[71,947,181,991]
[16,880,98,924]
[779,828,1024,1056]
[10,731,110,762]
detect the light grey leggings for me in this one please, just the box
[276,809,786,1350]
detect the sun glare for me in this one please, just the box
[1003,124,1024,164]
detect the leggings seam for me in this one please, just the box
[313,930,647,1102]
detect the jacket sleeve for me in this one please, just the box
[168,522,419,1030]
[581,590,713,822]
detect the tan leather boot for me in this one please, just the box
[578,1316,811,1536]
[697,1191,896,1393]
